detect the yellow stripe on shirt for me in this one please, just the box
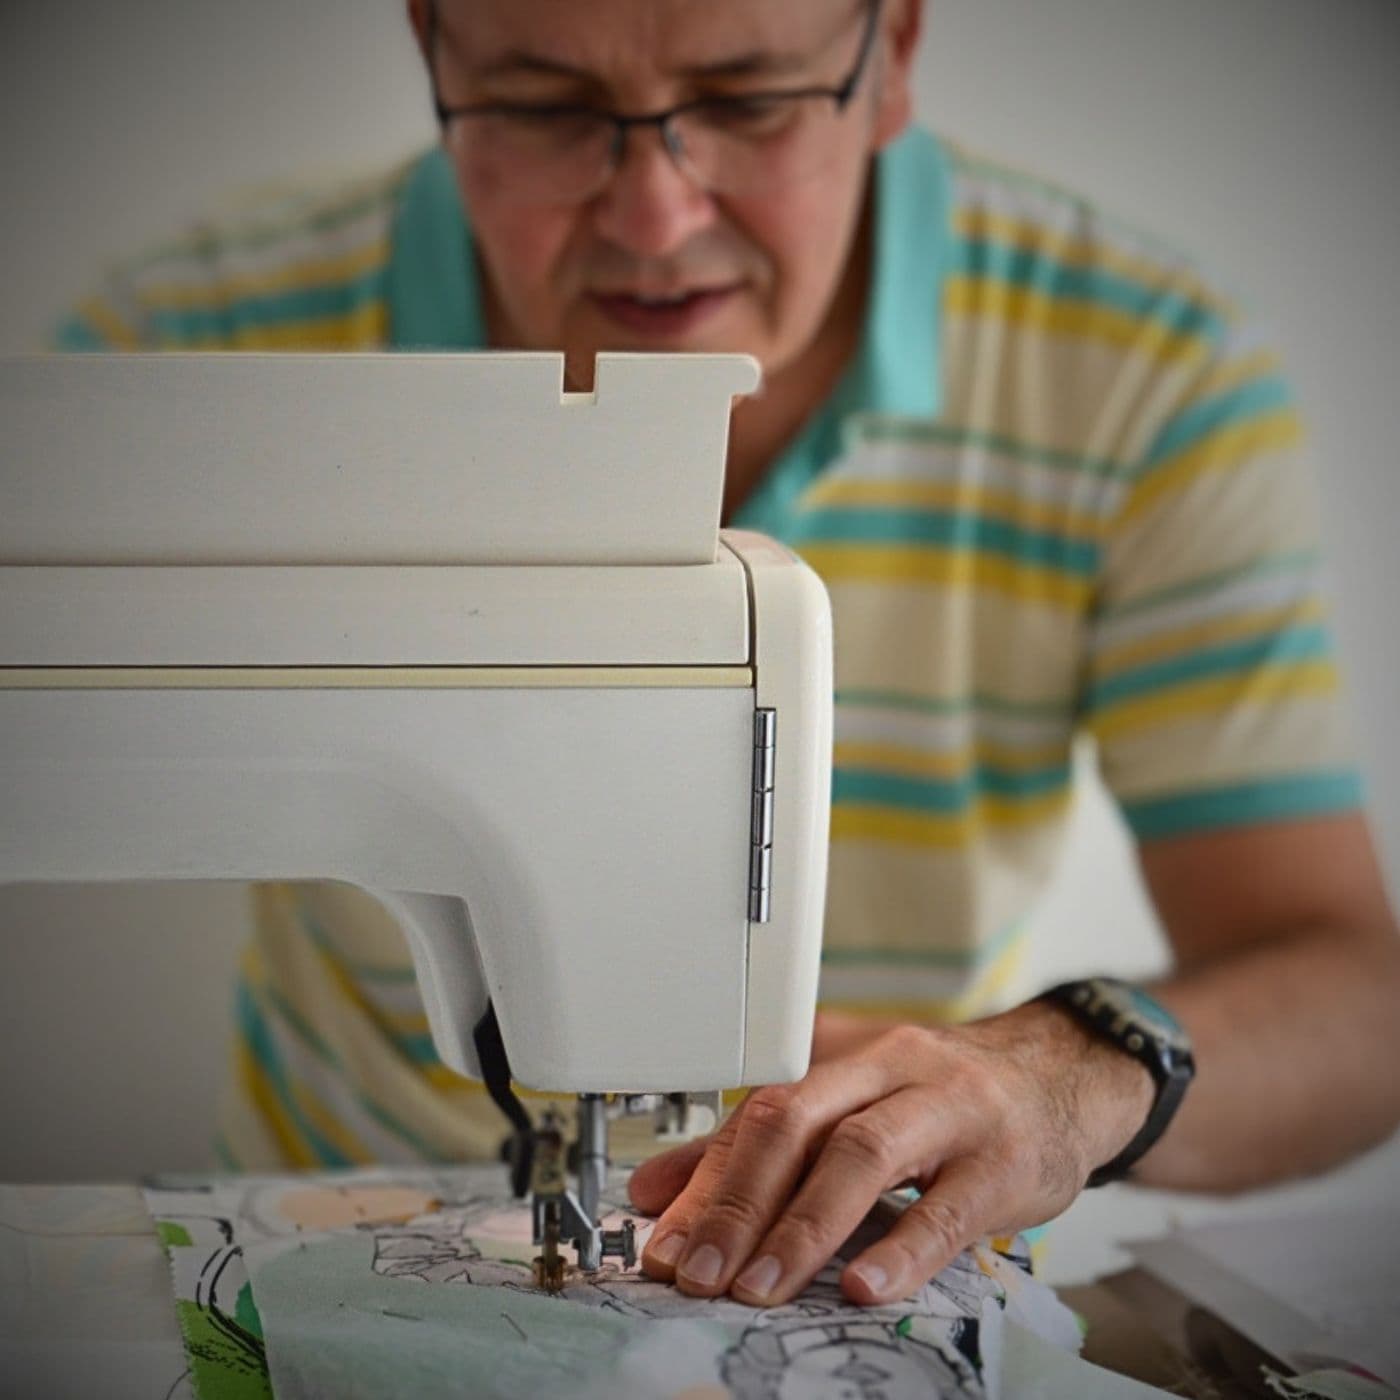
[951,206,1234,324]
[168,300,388,350]
[1117,411,1303,524]
[233,1039,320,1170]
[798,544,1092,609]
[832,788,1073,848]
[76,296,142,348]
[833,738,1070,780]
[138,238,391,313]
[945,276,1216,367]
[805,477,1104,542]
[1088,661,1339,742]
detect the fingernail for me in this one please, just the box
[848,1260,888,1296]
[647,1231,687,1267]
[679,1242,724,1287]
[734,1253,783,1299]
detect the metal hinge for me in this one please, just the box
[748,708,776,923]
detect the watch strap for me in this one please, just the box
[1041,978,1195,1187]
[1084,1066,1190,1187]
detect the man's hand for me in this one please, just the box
[628,1004,1154,1307]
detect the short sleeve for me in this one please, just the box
[1082,318,1362,841]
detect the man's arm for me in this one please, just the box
[1130,809,1400,1190]
[630,810,1400,1308]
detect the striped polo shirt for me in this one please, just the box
[58,127,1361,1171]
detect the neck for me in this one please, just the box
[722,195,872,527]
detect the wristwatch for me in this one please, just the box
[1039,977,1196,1187]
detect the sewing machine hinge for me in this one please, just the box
[748,707,776,923]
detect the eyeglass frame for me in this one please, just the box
[423,0,885,189]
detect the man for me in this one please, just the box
[59,0,1400,1309]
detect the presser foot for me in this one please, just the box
[531,1213,638,1294]
[528,1099,637,1291]
[532,1202,566,1293]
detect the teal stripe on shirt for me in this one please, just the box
[1087,624,1332,711]
[234,981,351,1167]
[213,1132,242,1172]
[833,761,1072,814]
[1137,374,1295,479]
[1122,771,1363,840]
[392,1031,441,1066]
[145,265,387,341]
[948,235,1227,347]
[295,898,419,985]
[261,984,446,1160]
[53,315,111,350]
[790,506,1100,576]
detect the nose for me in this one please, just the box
[589,125,717,259]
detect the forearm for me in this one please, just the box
[1136,923,1400,1192]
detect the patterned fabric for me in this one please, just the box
[58,128,1361,1170]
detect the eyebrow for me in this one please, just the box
[681,51,813,78]
[466,47,816,83]
[466,52,594,80]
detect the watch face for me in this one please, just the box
[1074,979,1194,1059]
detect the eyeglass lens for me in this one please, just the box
[447,95,850,205]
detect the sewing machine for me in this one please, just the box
[0,351,833,1286]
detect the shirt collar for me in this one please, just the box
[847,123,948,424]
[387,145,485,349]
[732,125,950,536]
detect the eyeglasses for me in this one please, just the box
[425,1,883,205]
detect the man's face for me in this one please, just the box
[414,0,915,386]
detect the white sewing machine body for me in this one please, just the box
[0,352,832,1097]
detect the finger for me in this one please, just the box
[672,1058,897,1300]
[639,1101,751,1279]
[627,1137,709,1215]
[841,1155,1000,1306]
[723,1086,933,1307]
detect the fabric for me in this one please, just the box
[56,127,1361,1172]
[141,1164,1081,1400]
[0,1184,193,1400]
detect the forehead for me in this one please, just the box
[437,0,856,80]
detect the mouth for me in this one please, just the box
[589,284,741,336]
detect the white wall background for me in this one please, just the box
[2,0,1397,1281]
